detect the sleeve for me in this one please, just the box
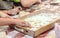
[13,0,21,2]
[0,0,13,10]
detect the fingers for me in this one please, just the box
[0,11,11,18]
[15,20,31,27]
[19,22,30,27]
[0,11,30,27]
[3,7,21,16]
[20,21,31,27]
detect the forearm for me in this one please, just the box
[0,18,21,26]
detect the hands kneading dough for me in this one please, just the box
[0,0,39,27]
[0,11,30,27]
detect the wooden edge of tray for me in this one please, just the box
[35,18,60,37]
[19,9,54,19]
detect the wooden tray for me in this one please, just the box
[14,9,60,37]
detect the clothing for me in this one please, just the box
[13,0,21,2]
[0,0,13,10]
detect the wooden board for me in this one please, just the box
[15,9,60,37]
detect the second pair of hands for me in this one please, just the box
[0,7,30,27]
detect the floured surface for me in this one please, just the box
[0,26,9,31]
[0,32,7,38]
[52,0,60,3]
[19,11,30,17]
[45,30,56,38]
[23,12,59,31]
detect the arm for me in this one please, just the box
[0,18,30,27]
[0,11,30,27]
[0,18,15,25]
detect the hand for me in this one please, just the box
[0,18,30,27]
[3,7,21,15]
[0,8,30,27]
[15,19,30,27]
[21,0,38,7]
[0,11,30,27]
